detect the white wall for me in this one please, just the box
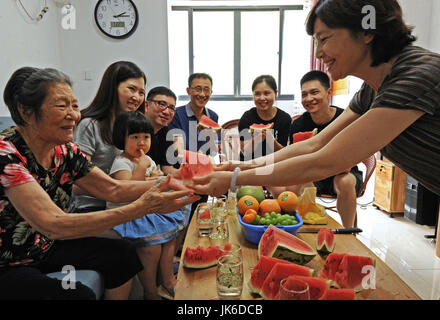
[0,0,170,114]
[0,0,62,116]
[429,0,440,52]
[58,0,170,108]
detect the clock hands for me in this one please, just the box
[113,12,129,18]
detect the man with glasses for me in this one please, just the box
[168,73,219,216]
[168,73,219,156]
[145,86,179,176]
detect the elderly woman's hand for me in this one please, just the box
[136,175,200,215]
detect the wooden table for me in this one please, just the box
[175,205,420,300]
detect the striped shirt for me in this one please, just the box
[349,46,440,196]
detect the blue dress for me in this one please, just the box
[108,155,191,247]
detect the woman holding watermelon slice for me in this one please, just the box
[238,75,292,161]
[190,0,440,255]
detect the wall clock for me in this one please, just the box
[94,0,139,39]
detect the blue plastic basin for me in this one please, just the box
[237,211,303,245]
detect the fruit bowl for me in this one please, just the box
[237,211,303,245]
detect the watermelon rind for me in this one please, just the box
[316,228,335,255]
[249,123,274,133]
[182,245,220,269]
[258,225,316,265]
[198,115,222,131]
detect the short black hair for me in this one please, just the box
[306,0,416,67]
[112,111,154,150]
[4,67,72,126]
[300,71,331,90]
[146,86,177,102]
[252,75,278,92]
[188,73,213,88]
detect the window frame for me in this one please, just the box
[171,5,304,101]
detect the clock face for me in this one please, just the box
[94,0,139,39]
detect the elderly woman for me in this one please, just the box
[189,0,440,254]
[0,67,198,299]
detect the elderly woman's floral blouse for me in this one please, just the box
[0,127,94,268]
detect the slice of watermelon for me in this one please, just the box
[198,208,211,220]
[249,123,274,133]
[292,128,318,143]
[320,252,347,280]
[198,115,222,131]
[260,262,314,300]
[258,225,316,265]
[316,228,335,254]
[179,150,214,184]
[318,288,356,300]
[248,256,293,296]
[334,255,375,291]
[182,245,220,269]
[280,275,331,300]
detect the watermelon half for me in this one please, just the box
[249,123,274,133]
[182,245,220,269]
[248,256,292,295]
[279,275,331,300]
[316,228,335,254]
[179,150,214,183]
[198,115,222,131]
[260,262,314,300]
[292,128,318,143]
[318,288,356,300]
[258,225,316,265]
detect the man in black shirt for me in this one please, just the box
[145,86,179,176]
[272,71,362,228]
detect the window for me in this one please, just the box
[168,1,311,101]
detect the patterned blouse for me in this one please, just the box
[0,127,94,268]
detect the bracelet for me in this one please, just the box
[229,167,241,192]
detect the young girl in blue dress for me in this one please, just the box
[108,111,187,300]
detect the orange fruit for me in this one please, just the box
[244,209,258,218]
[259,199,281,215]
[242,212,257,224]
[237,195,259,215]
[277,191,299,212]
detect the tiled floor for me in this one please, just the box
[318,172,440,300]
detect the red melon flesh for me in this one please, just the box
[248,256,293,296]
[258,225,316,265]
[179,150,214,183]
[182,245,220,269]
[316,228,335,254]
[319,288,356,300]
[278,275,331,300]
[198,115,221,131]
[320,253,347,280]
[334,255,375,290]
[260,262,314,300]
[249,123,274,133]
[198,208,211,220]
[292,128,318,143]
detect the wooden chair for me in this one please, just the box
[318,155,377,227]
[220,119,240,162]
